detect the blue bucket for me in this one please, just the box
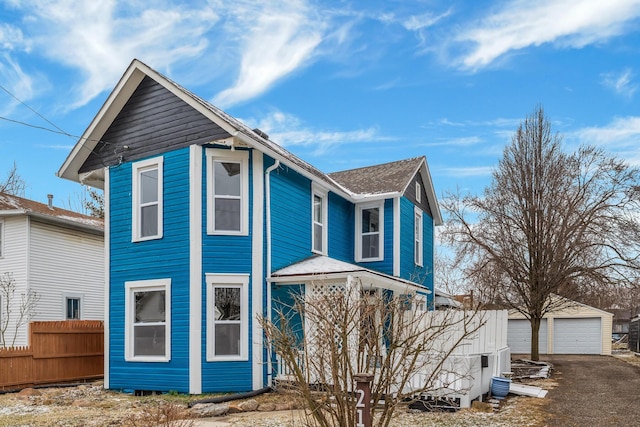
[491,376,511,400]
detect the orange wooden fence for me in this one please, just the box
[0,320,103,390]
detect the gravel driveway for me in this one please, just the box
[543,354,640,426]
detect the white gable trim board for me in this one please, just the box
[508,303,612,355]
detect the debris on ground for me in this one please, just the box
[509,359,553,380]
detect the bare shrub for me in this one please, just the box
[261,279,484,427]
[123,400,194,427]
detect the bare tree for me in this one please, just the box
[0,162,26,196]
[0,272,40,348]
[261,282,484,427]
[83,186,104,219]
[441,106,640,360]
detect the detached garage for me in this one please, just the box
[508,298,613,355]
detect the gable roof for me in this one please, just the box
[57,59,441,224]
[329,156,442,225]
[0,192,104,234]
[329,157,423,195]
[270,255,431,294]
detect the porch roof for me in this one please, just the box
[269,255,431,294]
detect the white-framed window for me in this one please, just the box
[0,220,4,258]
[414,207,423,266]
[356,201,384,262]
[416,182,422,203]
[132,157,163,242]
[312,185,328,255]
[63,293,83,320]
[125,279,171,362]
[206,274,249,361]
[206,149,249,235]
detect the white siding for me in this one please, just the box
[0,216,30,346]
[29,220,104,322]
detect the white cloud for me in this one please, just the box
[11,0,218,108]
[244,110,389,155]
[213,1,324,107]
[456,0,640,70]
[571,116,640,164]
[602,68,638,98]
[422,136,483,147]
[0,54,35,113]
[402,10,451,32]
[438,166,494,177]
[573,116,640,145]
[0,23,29,52]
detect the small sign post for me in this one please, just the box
[354,372,374,427]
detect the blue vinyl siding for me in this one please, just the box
[270,158,313,271]
[201,147,254,392]
[270,284,304,378]
[356,199,394,275]
[109,148,191,392]
[399,196,434,304]
[327,193,354,262]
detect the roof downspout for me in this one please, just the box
[264,158,280,386]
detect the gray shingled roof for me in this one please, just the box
[0,192,104,232]
[328,157,424,195]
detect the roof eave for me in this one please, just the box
[57,60,149,184]
[27,211,104,235]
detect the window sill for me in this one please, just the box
[206,355,248,362]
[125,355,171,363]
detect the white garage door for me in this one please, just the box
[554,317,601,354]
[508,319,547,354]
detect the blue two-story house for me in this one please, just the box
[58,59,443,395]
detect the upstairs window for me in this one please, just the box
[0,220,3,258]
[132,157,163,241]
[356,202,384,262]
[415,207,423,266]
[416,182,422,203]
[207,149,249,235]
[312,185,328,254]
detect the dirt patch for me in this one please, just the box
[0,379,555,427]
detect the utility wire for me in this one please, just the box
[0,86,114,168]
[0,83,70,137]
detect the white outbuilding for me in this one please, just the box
[508,297,613,355]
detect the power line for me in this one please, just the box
[0,115,79,139]
[0,83,70,137]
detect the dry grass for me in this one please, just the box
[0,379,556,427]
[612,350,640,368]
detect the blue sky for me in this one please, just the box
[1,0,639,213]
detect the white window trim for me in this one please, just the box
[415,207,423,267]
[132,157,164,242]
[206,273,250,361]
[311,184,328,255]
[416,182,422,203]
[0,220,4,258]
[125,279,171,362]
[206,149,249,236]
[62,292,84,320]
[355,201,385,262]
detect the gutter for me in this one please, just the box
[264,158,280,386]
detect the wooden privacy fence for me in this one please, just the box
[0,320,103,390]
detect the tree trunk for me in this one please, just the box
[530,317,541,361]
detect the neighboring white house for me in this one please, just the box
[508,296,613,355]
[0,192,104,347]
